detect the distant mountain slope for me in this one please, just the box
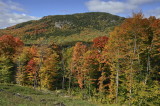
[0,12,125,44]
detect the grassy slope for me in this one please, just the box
[0,83,99,106]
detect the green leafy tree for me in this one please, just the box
[0,55,14,83]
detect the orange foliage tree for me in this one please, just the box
[72,42,87,89]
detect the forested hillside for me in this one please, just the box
[0,12,124,45]
[0,13,159,105]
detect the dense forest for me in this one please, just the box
[0,12,160,105]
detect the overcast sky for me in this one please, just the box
[0,0,160,28]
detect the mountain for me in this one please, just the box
[0,12,125,45]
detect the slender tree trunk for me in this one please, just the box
[116,49,120,104]
[144,38,153,84]
[18,57,21,85]
[34,74,36,89]
[116,62,119,104]
[38,44,44,90]
[61,49,65,89]
[68,72,71,94]
[69,63,73,95]
[129,58,133,106]
[62,74,65,89]
[128,33,137,106]
[39,53,43,90]
[144,52,151,85]
[59,47,68,90]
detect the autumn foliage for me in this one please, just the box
[0,35,23,56]
[93,36,108,50]
[0,13,159,105]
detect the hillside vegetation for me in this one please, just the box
[0,12,124,45]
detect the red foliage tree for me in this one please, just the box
[0,35,23,56]
[93,36,109,52]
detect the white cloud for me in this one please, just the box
[128,0,157,5]
[86,0,136,14]
[86,0,160,17]
[0,0,40,29]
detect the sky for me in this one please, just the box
[0,0,160,28]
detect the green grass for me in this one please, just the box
[0,83,98,106]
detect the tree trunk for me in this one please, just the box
[115,49,120,104]
[116,62,119,104]
[61,49,65,89]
